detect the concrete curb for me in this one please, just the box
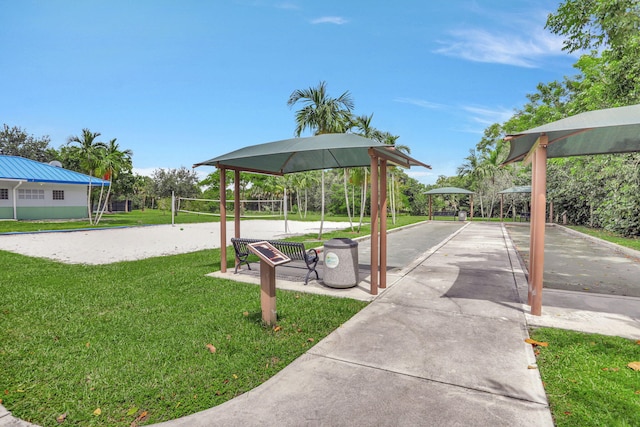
[554,224,640,261]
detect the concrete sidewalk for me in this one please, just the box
[153,222,553,426]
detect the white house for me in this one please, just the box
[0,155,110,220]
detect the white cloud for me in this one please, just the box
[406,169,435,185]
[462,105,514,125]
[132,167,156,177]
[275,2,300,10]
[434,28,567,68]
[311,16,348,25]
[394,98,446,110]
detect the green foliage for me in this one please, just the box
[531,328,640,427]
[547,154,640,236]
[0,124,58,162]
[453,1,640,234]
[151,167,200,199]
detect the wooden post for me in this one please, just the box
[500,194,504,222]
[370,154,379,295]
[260,260,277,325]
[380,160,388,289]
[528,151,537,306]
[470,195,474,220]
[530,137,548,316]
[219,167,227,273]
[429,195,432,220]
[234,170,241,239]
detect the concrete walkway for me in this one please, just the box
[153,222,554,426]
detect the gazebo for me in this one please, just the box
[194,133,431,295]
[497,186,531,221]
[424,187,474,221]
[504,103,640,316]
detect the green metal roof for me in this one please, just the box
[194,133,431,175]
[0,155,110,186]
[498,186,531,194]
[425,187,474,195]
[504,104,640,164]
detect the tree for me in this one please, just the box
[288,81,354,238]
[94,139,133,224]
[0,124,58,162]
[67,129,106,224]
[546,0,640,106]
[151,167,200,213]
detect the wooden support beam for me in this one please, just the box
[234,170,241,239]
[370,155,379,295]
[530,136,548,316]
[220,167,227,273]
[380,159,388,288]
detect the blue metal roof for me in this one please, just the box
[0,155,110,186]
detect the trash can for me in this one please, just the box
[323,238,359,288]
[458,211,467,221]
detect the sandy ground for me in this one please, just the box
[0,220,351,264]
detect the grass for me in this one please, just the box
[568,225,640,252]
[0,212,429,426]
[530,328,640,427]
[0,248,368,426]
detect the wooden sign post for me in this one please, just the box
[247,241,291,325]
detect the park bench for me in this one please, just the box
[231,237,320,285]
[518,212,531,222]
[433,211,457,218]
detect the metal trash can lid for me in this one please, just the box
[324,238,358,248]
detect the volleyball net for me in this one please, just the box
[174,196,285,219]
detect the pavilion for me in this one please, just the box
[194,133,431,295]
[424,187,474,221]
[503,103,640,315]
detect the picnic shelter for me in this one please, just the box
[194,133,431,295]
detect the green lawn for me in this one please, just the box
[0,248,368,426]
[530,328,640,427]
[4,213,639,426]
[0,213,429,426]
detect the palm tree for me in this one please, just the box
[95,139,133,224]
[67,129,106,224]
[288,81,354,238]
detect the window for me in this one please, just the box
[0,188,7,200]
[18,189,44,200]
[52,190,65,200]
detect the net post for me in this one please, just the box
[171,191,175,226]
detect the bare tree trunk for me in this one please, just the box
[344,169,354,231]
[94,183,106,224]
[95,183,112,225]
[390,172,396,225]
[358,168,367,232]
[304,188,308,218]
[86,185,93,224]
[318,170,325,240]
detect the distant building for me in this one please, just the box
[0,155,110,220]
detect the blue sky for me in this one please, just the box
[1,0,578,185]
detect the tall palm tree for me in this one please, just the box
[95,139,133,224]
[288,81,354,238]
[67,129,106,224]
